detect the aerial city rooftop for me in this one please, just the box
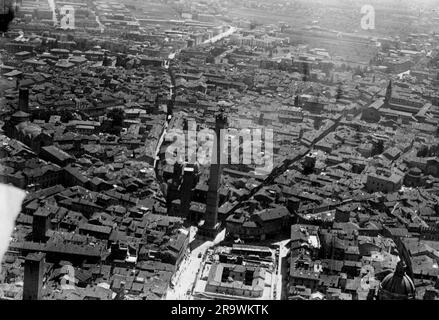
[0,0,439,301]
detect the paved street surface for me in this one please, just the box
[272,239,290,300]
[203,26,237,44]
[166,227,225,300]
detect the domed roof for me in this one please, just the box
[380,261,415,299]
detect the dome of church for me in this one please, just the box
[379,260,415,300]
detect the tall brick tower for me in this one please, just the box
[180,164,197,221]
[23,252,45,300]
[18,87,29,112]
[199,109,227,238]
[385,80,392,106]
[32,208,50,243]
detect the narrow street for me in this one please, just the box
[272,239,290,300]
[153,60,174,176]
[203,26,237,44]
[94,14,105,33]
[166,228,225,300]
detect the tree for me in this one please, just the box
[59,109,74,123]
[107,108,124,127]
[104,108,125,135]
[417,146,429,157]
[115,55,125,68]
[33,109,51,122]
[372,140,384,156]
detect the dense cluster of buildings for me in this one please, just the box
[193,244,277,300]
[1,0,439,301]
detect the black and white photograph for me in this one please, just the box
[0,0,437,313]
